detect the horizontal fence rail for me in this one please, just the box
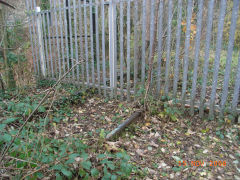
[26,0,240,117]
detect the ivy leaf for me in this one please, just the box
[103,166,111,179]
[61,168,72,177]
[97,154,106,159]
[0,124,6,132]
[100,159,108,164]
[38,106,46,113]
[52,164,64,170]
[69,153,80,159]
[116,152,124,159]
[80,152,88,160]
[107,162,115,170]
[3,134,12,142]
[91,168,99,177]
[81,161,92,170]
[36,172,44,179]
[111,174,117,180]
[78,168,86,177]
[4,117,18,124]
[120,163,132,176]
[53,117,61,123]
[65,158,75,164]
[56,173,63,180]
[83,173,89,180]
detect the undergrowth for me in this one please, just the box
[0,79,143,179]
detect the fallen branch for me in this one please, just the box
[106,111,142,140]
[0,58,84,163]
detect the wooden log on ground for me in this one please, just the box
[106,110,142,140]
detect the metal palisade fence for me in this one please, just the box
[26,0,240,118]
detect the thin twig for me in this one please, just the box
[0,167,29,171]
[39,87,59,157]
[0,58,84,163]
[44,87,58,129]
[20,164,49,180]
[20,157,68,180]
[5,156,38,165]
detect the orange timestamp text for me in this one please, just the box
[178,160,226,167]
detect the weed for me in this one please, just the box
[0,85,142,179]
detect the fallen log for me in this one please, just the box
[106,110,142,140]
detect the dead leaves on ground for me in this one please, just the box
[45,96,240,179]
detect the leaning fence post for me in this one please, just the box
[35,6,46,77]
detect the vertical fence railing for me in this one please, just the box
[141,0,146,87]
[181,0,193,107]
[133,0,138,97]
[119,0,124,99]
[95,0,101,94]
[173,0,182,98]
[42,12,50,77]
[53,0,61,78]
[78,0,84,84]
[36,7,46,77]
[26,0,240,117]
[73,0,79,81]
[209,0,227,118]
[156,0,163,96]
[220,0,240,116]
[232,52,240,115]
[32,0,40,75]
[101,0,106,97]
[190,0,204,115]
[25,0,37,75]
[108,0,116,97]
[199,0,214,117]
[164,0,173,96]
[126,0,131,101]
[58,0,66,78]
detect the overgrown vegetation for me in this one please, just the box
[0,80,143,179]
[1,0,240,179]
[1,79,239,179]
[0,7,31,91]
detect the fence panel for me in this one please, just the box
[26,0,240,117]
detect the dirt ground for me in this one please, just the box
[45,94,240,180]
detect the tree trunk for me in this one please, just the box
[0,72,5,92]
[0,5,16,89]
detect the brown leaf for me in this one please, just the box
[136,149,145,157]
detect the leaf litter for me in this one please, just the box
[46,93,240,179]
[1,86,240,179]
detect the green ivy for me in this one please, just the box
[0,85,142,179]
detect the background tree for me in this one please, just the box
[0,3,16,89]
